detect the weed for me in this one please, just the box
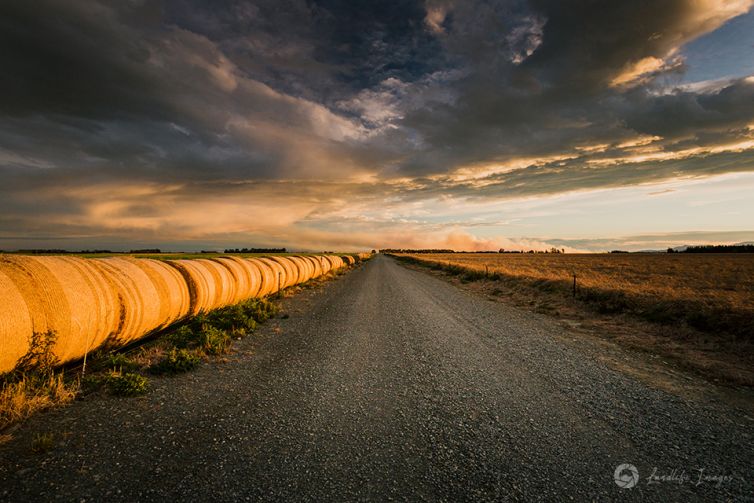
[167,325,197,349]
[199,325,232,355]
[205,303,257,336]
[1,332,77,430]
[31,432,54,453]
[14,331,59,374]
[96,352,140,372]
[107,372,148,397]
[0,373,77,429]
[150,349,201,375]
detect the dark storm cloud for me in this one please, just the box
[0,0,753,248]
[398,0,754,174]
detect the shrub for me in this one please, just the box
[199,325,231,355]
[167,325,198,348]
[107,372,148,396]
[150,349,201,374]
[97,352,140,372]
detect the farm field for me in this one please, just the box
[395,252,754,384]
[395,253,754,317]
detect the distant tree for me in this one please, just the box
[683,244,754,253]
[667,248,676,253]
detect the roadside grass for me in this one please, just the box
[0,297,281,432]
[31,432,55,453]
[393,254,754,386]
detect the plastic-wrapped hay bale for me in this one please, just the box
[212,257,261,303]
[91,257,165,345]
[0,256,118,366]
[168,259,218,315]
[0,267,33,373]
[287,256,309,285]
[125,258,190,328]
[257,258,285,295]
[247,258,275,297]
[341,255,356,265]
[270,257,297,288]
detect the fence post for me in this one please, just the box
[572,273,577,297]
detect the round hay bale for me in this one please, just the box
[0,256,117,365]
[317,256,330,275]
[210,257,248,305]
[256,258,285,295]
[287,256,309,285]
[198,259,236,309]
[124,258,190,328]
[232,257,263,299]
[167,260,217,315]
[325,255,344,270]
[303,256,323,278]
[212,257,262,303]
[292,256,313,283]
[0,267,33,373]
[269,257,297,288]
[49,257,119,361]
[341,255,356,265]
[91,257,164,345]
[247,258,274,297]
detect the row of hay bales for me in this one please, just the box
[0,254,360,373]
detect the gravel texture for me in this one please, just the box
[1,254,752,502]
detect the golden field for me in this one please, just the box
[396,253,754,340]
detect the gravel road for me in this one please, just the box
[1,254,752,502]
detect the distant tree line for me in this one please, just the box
[381,248,566,254]
[668,244,754,253]
[224,247,287,253]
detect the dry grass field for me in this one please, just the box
[396,253,754,384]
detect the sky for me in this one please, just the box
[1,0,753,252]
